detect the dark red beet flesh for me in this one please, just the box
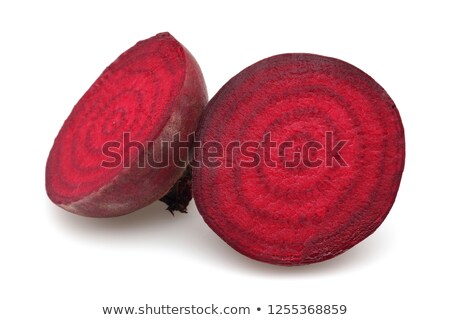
[46,32,207,217]
[193,54,405,265]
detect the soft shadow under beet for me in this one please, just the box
[49,200,392,276]
[186,219,394,277]
[49,200,181,235]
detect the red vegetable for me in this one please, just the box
[46,32,207,217]
[193,54,405,265]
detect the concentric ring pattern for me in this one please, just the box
[193,54,405,265]
[46,34,185,204]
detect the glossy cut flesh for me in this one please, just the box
[193,54,404,265]
[46,33,207,217]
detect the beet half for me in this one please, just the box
[46,33,207,217]
[193,54,405,265]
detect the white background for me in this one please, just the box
[1,1,449,319]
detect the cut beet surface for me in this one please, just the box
[193,54,405,266]
[46,32,207,217]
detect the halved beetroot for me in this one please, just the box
[193,54,405,265]
[46,32,207,217]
